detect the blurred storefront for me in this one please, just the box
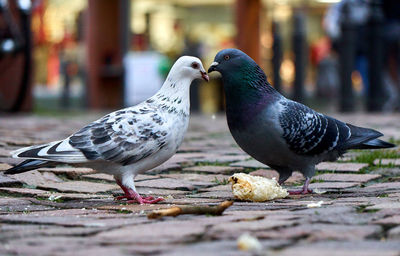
[27,0,338,113]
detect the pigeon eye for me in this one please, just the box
[224,55,230,61]
[191,62,199,69]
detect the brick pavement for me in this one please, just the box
[0,113,399,256]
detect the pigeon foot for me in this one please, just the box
[115,180,163,204]
[288,177,312,195]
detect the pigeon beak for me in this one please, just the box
[201,71,209,82]
[208,62,219,73]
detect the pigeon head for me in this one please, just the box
[169,56,209,82]
[208,48,275,95]
[208,48,256,75]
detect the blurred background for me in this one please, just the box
[0,0,399,115]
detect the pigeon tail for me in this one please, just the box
[4,159,53,175]
[343,124,395,150]
[351,139,396,150]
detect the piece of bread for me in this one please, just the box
[229,173,288,202]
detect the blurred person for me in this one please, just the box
[310,37,339,99]
[324,0,370,93]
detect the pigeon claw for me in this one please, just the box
[128,197,164,205]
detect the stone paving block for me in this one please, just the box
[96,219,207,244]
[158,240,274,256]
[208,216,297,239]
[373,159,400,166]
[316,162,368,172]
[0,187,112,200]
[0,162,12,171]
[312,173,381,183]
[373,215,400,225]
[229,159,270,169]
[250,169,304,184]
[82,173,159,183]
[193,154,250,163]
[363,182,400,192]
[309,182,360,189]
[0,209,149,228]
[274,240,400,256]
[37,180,119,193]
[256,224,382,241]
[11,170,64,186]
[191,190,233,200]
[0,173,20,186]
[366,202,400,210]
[38,167,96,179]
[135,177,213,190]
[135,187,188,196]
[183,165,243,174]
[160,173,231,184]
[0,147,11,157]
[201,184,231,192]
[388,226,400,239]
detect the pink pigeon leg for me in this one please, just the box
[288,177,313,195]
[115,180,163,204]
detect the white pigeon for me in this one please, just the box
[5,56,209,204]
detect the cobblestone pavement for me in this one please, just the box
[0,113,399,256]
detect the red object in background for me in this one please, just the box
[46,46,59,86]
[32,0,47,45]
[310,37,332,66]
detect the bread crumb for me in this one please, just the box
[307,201,324,208]
[237,233,262,251]
[229,173,288,202]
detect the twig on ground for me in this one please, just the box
[147,200,233,219]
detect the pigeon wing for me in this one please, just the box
[69,107,168,166]
[278,101,350,156]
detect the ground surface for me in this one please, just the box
[0,113,399,256]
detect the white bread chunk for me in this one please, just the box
[229,173,288,202]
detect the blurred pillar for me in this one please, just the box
[0,0,33,112]
[235,0,260,64]
[366,0,385,112]
[338,2,356,112]
[292,12,306,103]
[86,0,129,109]
[272,21,282,93]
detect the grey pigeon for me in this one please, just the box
[5,56,209,204]
[208,49,395,194]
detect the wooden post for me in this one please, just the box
[86,0,126,109]
[235,0,261,64]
